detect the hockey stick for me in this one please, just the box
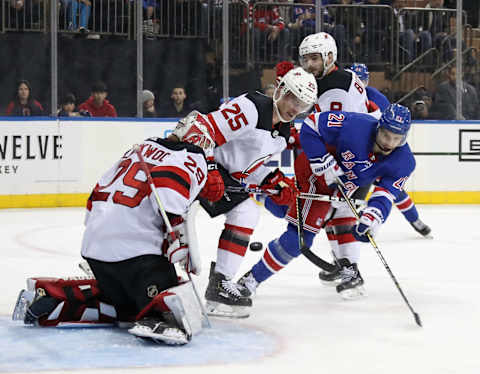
[335,178,422,327]
[134,145,212,328]
[225,186,366,205]
[288,145,337,272]
[294,176,337,272]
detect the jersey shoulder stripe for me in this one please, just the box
[206,113,227,146]
[245,91,274,131]
[317,69,352,97]
[151,166,191,199]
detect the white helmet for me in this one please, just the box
[173,110,215,151]
[273,67,318,123]
[299,32,337,78]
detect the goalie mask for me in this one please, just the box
[299,32,337,78]
[273,67,317,123]
[173,111,216,151]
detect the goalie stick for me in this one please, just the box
[134,145,211,328]
[335,177,422,327]
[225,185,366,205]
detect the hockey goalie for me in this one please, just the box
[12,112,222,345]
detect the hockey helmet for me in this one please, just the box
[377,104,411,146]
[273,67,318,122]
[173,110,216,151]
[350,63,369,85]
[299,32,337,78]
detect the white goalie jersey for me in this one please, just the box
[81,138,207,262]
[314,67,369,114]
[205,91,289,185]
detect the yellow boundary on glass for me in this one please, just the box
[1,191,479,209]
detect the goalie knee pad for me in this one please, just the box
[134,281,203,337]
[16,277,117,327]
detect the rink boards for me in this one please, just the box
[0,117,479,208]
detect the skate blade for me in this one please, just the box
[339,286,367,300]
[319,279,341,287]
[12,289,35,321]
[128,325,189,345]
[205,301,250,319]
[56,322,115,328]
[423,234,434,240]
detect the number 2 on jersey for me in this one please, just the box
[91,159,154,208]
[91,155,204,208]
[220,103,248,131]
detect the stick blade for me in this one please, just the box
[414,312,422,327]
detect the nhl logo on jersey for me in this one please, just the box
[146,285,159,298]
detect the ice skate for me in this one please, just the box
[335,258,366,300]
[129,317,191,345]
[205,262,252,318]
[318,263,342,286]
[410,219,432,239]
[237,271,259,297]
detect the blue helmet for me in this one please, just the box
[350,63,369,84]
[378,104,411,145]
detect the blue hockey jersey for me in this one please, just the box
[300,111,416,222]
[366,86,390,112]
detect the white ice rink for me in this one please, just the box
[1,204,480,374]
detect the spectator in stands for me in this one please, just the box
[5,80,44,116]
[128,0,156,38]
[159,85,192,117]
[431,65,480,120]
[253,0,290,61]
[8,0,37,30]
[78,81,117,117]
[142,89,158,117]
[409,88,433,119]
[286,0,347,61]
[423,0,452,57]
[392,0,432,64]
[62,0,92,34]
[288,0,316,60]
[361,0,392,62]
[58,93,91,117]
[263,84,275,98]
[327,0,362,61]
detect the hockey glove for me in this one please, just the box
[310,153,345,190]
[163,216,189,264]
[286,125,301,150]
[260,168,299,206]
[352,207,383,242]
[199,159,224,202]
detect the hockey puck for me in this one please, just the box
[249,242,263,252]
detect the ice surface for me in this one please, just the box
[1,205,479,374]
[0,318,275,372]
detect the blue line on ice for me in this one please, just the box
[0,317,276,372]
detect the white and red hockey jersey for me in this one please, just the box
[314,65,370,114]
[81,138,207,262]
[205,91,290,185]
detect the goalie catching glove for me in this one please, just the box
[352,206,383,242]
[260,168,299,206]
[163,215,194,272]
[199,158,224,202]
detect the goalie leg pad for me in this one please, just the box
[16,277,117,327]
[134,281,202,335]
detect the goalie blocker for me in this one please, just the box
[12,276,203,345]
